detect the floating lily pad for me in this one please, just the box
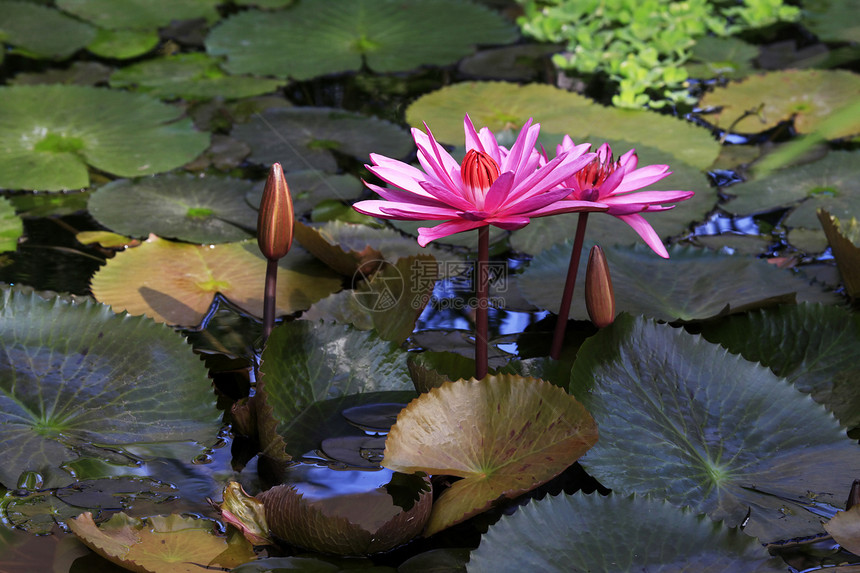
[685,36,758,80]
[724,151,860,219]
[10,61,113,86]
[206,0,517,80]
[245,170,364,216]
[88,173,258,244]
[458,44,562,81]
[700,303,860,430]
[110,53,285,101]
[234,0,294,7]
[519,242,839,323]
[56,0,221,30]
[0,286,220,488]
[804,0,860,43]
[699,70,860,138]
[468,493,784,572]
[0,85,210,191]
[0,1,95,59]
[231,107,413,172]
[90,236,341,327]
[0,198,22,253]
[570,315,860,541]
[86,27,159,59]
[405,82,721,170]
[383,374,598,536]
[69,512,255,572]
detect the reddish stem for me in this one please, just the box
[550,212,589,360]
[475,226,489,380]
[262,258,278,342]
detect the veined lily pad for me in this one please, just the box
[56,0,221,30]
[0,197,22,253]
[88,173,259,244]
[519,242,839,323]
[383,374,599,536]
[699,303,860,430]
[468,493,784,572]
[699,70,860,138]
[68,512,255,572]
[570,315,860,541]
[0,286,220,489]
[405,82,721,170]
[245,170,364,216]
[231,107,413,172]
[0,85,210,191]
[109,53,285,101]
[0,1,95,59]
[206,0,517,80]
[90,236,341,327]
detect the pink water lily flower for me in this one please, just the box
[353,116,608,247]
[556,137,695,258]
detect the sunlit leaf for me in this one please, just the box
[825,505,860,556]
[207,0,517,80]
[0,198,22,253]
[0,1,95,59]
[383,374,598,536]
[0,286,220,488]
[91,236,341,327]
[468,493,784,572]
[818,210,860,299]
[86,27,159,59]
[571,315,860,541]
[0,85,209,191]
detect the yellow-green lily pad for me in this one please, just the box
[383,374,598,536]
[0,197,22,253]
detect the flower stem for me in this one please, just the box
[262,259,278,342]
[476,226,489,380]
[550,212,589,360]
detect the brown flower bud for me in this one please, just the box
[585,245,615,328]
[257,163,294,261]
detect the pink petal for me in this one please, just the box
[525,199,609,218]
[417,179,477,211]
[505,151,597,206]
[481,171,515,213]
[353,200,458,220]
[612,165,673,194]
[485,215,531,230]
[364,181,454,209]
[417,220,486,246]
[618,148,637,170]
[502,118,538,181]
[366,156,436,198]
[604,190,694,206]
[413,126,460,190]
[615,213,669,258]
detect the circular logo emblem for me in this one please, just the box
[351,259,404,312]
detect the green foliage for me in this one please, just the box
[515,0,800,109]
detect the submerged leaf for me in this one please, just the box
[383,374,598,535]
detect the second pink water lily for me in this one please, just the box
[353,115,608,246]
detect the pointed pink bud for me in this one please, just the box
[461,149,500,202]
[257,163,294,261]
[585,245,615,328]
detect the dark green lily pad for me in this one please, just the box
[724,151,860,220]
[685,36,758,80]
[468,493,784,572]
[458,43,562,81]
[518,242,839,323]
[570,315,860,542]
[405,82,721,170]
[0,85,210,191]
[699,303,860,430]
[56,0,221,30]
[804,0,860,43]
[109,53,285,101]
[88,173,258,244]
[231,107,412,172]
[0,1,95,59]
[245,170,364,216]
[234,0,294,7]
[699,70,860,138]
[86,27,159,59]
[206,0,517,80]
[10,61,113,86]
[0,197,22,253]
[0,286,220,489]
[511,139,714,255]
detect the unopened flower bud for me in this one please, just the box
[257,163,294,261]
[585,245,615,328]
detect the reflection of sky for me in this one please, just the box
[285,463,394,501]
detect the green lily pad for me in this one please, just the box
[0,286,220,489]
[405,82,721,170]
[724,151,860,219]
[511,140,715,255]
[90,236,341,327]
[0,1,95,59]
[0,197,22,253]
[88,173,259,244]
[0,85,210,191]
[699,70,860,138]
[468,493,784,572]
[234,0,294,7]
[56,0,221,30]
[685,36,758,80]
[110,53,285,101]
[570,315,860,541]
[383,374,598,536]
[10,61,113,86]
[518,242,839,323]
[245,170,365,216]
[68,512,255,572]
[231,107,413,172]
[86,27,159,59]
[804,0,860,43]
[206,0,517,80]
[458,44,562,81]
[700,303,860,430]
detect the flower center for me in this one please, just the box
[574,155,618,201]
[461,149,500,205]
